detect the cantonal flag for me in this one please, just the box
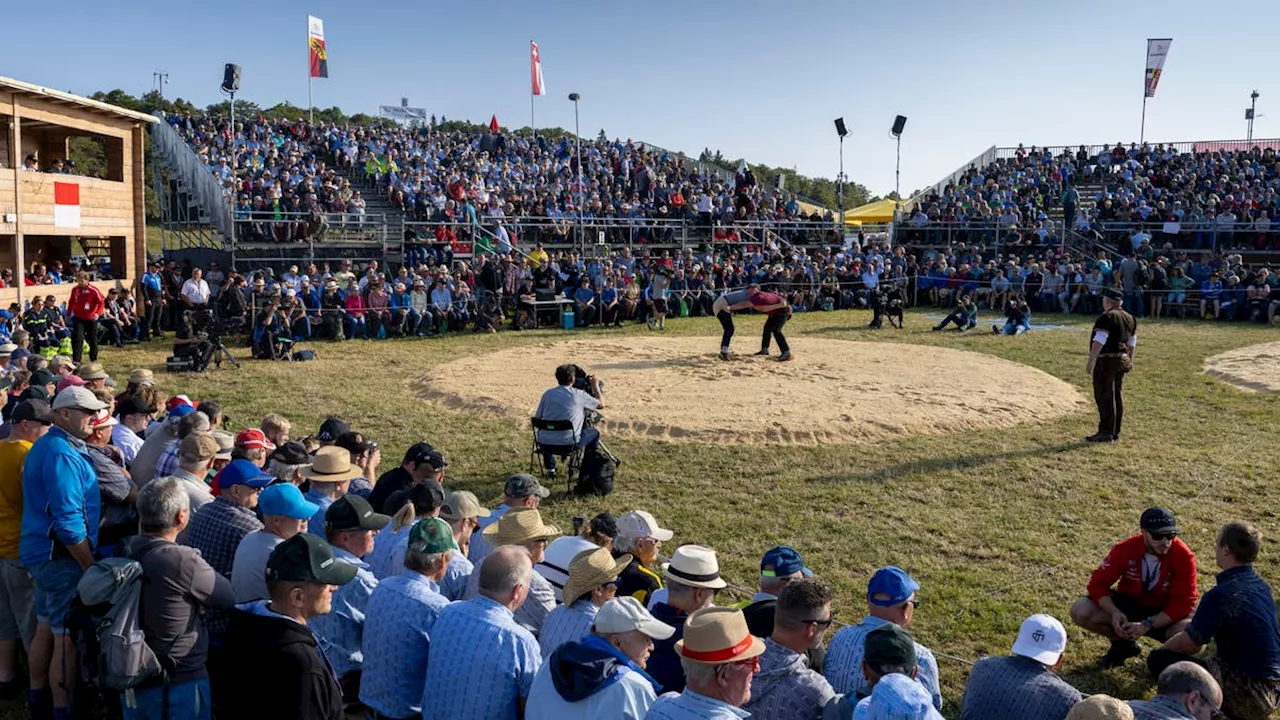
[53,182,80,228]
[531,41,545,96]
[308,15,328,79]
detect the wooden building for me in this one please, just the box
[0,75,155,307]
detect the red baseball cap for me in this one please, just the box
[234,428,276,451]
[166,395,193,412]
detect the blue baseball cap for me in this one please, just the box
[259,483,320,520]
[214,459,275,490]
[761,546,812,579]
[867,566,920,607]
[167,404,197,421]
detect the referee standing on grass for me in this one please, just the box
[1086,287,1137,443]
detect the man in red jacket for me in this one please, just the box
[68,271,104,363]
[1070,506,1199,668]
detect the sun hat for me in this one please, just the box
[259,483,320,520]
[75,361,109,380]
[299,446,364,483]
[50,386,109,413]
[89,411,117,430]
[214,459,275,490]
[265,533,358,586]
[440,490,491,522]
[1012,614,1068,666]
[1064,695,1135,720]
[0,343,16,356]
[675,606,766,664]
[616,510,674,542]
[594,596,676,640]
[406,517,459,556]
[664,545,727,589]
[212,431,235,460]
[128,368,155,385]
[868,566,920,607]
[481,508,562,545]
[562,547,632,607]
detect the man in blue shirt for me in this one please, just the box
[140,261,165,340]
[1150,522,1280,720]
[572,279,597,327]
[20,386,108,720]
[957,614,1081,720]
[360,517,455,720]
[533,365,603,474]
[421,545,542,720]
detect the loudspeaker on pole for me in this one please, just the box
[891,115,907,136]
[834,118,848,137]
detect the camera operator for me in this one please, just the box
[173,310,213,370]
[216,273,249,325]
[533,364,605,475]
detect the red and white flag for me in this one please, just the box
[53,182,80,228]
[531,41,545,96]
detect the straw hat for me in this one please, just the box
[675,607,765,665]
[481,508,562,545]
[298,446,361,483]
[1064,695,1134,720]
[128,368,154,385]
[562,547,631,607]
[663,544,728,589]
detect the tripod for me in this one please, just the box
[200,334,241,369]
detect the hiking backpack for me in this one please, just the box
[574,444,617,496]
[76,553,164,691]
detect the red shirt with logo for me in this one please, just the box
[69,284,105,321]
[1087,534,1199,621]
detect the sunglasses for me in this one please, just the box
[1150,531,1178,541]
[804,617,835,628]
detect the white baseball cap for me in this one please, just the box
[1011,614,1068,666]
[594,597,676,640]
[616,510,674,542]
[50,386,109,413]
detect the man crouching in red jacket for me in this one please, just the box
[1070,506,1198,669]
[68,271,104,363]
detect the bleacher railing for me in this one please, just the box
[149,114,235,238]
[993,138,1280,160]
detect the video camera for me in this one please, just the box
[571,364,605,399]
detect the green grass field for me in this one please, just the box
[86,307,1278,716]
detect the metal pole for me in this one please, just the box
[838,135,845,241]
[308,76,314,125]
[1140,96,1147,144]
[1248,91,1259,142]
[574,98,582,252]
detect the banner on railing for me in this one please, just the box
[1144,38,1172,98]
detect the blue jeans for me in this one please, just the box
[1124,290,1145,318]
[543,427,600,472]
[345,316,367,339]
[121,678,211,720]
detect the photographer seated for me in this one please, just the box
[173,311,213,370]
[252,300,293,360]
[933,294,978,332]
[533,364,604,475]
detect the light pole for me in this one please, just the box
[1247,90,1260,143]
[834,118,848,239]
[568,92,582,250]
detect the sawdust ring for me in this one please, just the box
[1204,341,1280,394]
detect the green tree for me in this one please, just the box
[204,100,262,118]
[89,89,141,111]
[262,102,307,121]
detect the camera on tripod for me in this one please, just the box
[570,364,605,399]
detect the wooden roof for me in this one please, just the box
[0,75,157,124]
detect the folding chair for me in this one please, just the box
[530,418,583,491]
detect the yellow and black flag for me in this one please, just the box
[308,15,328,78]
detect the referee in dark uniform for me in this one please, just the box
[1086,287,1138,443]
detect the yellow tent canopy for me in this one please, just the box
[795,199,828,217]
[842,199,898,225]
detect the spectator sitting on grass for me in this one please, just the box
[933,294,978,332]
[993,295,1032,336]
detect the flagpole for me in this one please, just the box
[309,75,314,125]
[530,40,537,141]
[1140,95,1147,144]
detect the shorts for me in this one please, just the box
[0,558,35,647]
[1110,591,1177,642]
[28,558,84,633]
[650,298,668,314]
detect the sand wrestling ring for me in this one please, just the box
[1204,341,1280,394]
[411,337,1086,445]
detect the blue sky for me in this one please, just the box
[2,0,1277,198]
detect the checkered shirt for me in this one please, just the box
[153,440,180,480]
[957,655,1082,720]
[438,550,474,601]
[645,689,751,719]
[309,546,378,677]
[743,637,841,720]
[1128,695,1198,719]
[358,571,451,719]
[182,496,263,636]
[464,557,556,636]
[420,594,541,720]
[538,599,598,660]
[823,616,942,710]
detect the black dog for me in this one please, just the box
[868,287,905,329]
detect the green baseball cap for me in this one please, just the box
[407,517,459,556]
[265,533,358,586]
[864,624,917,668]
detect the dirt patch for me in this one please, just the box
[410,337,1086,445]
[1204,341,1280,394]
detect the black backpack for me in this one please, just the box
[574,445,616,496]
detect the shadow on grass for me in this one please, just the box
[807,440,1090,484]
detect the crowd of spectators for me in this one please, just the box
[904,142,1280,254]
[0,357,1275,720]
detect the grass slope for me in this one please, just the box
[84,308,1278,716]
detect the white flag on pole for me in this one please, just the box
[1144,38,1172,98]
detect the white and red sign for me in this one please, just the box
[53,181,80,228]
[531,41,545,96]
